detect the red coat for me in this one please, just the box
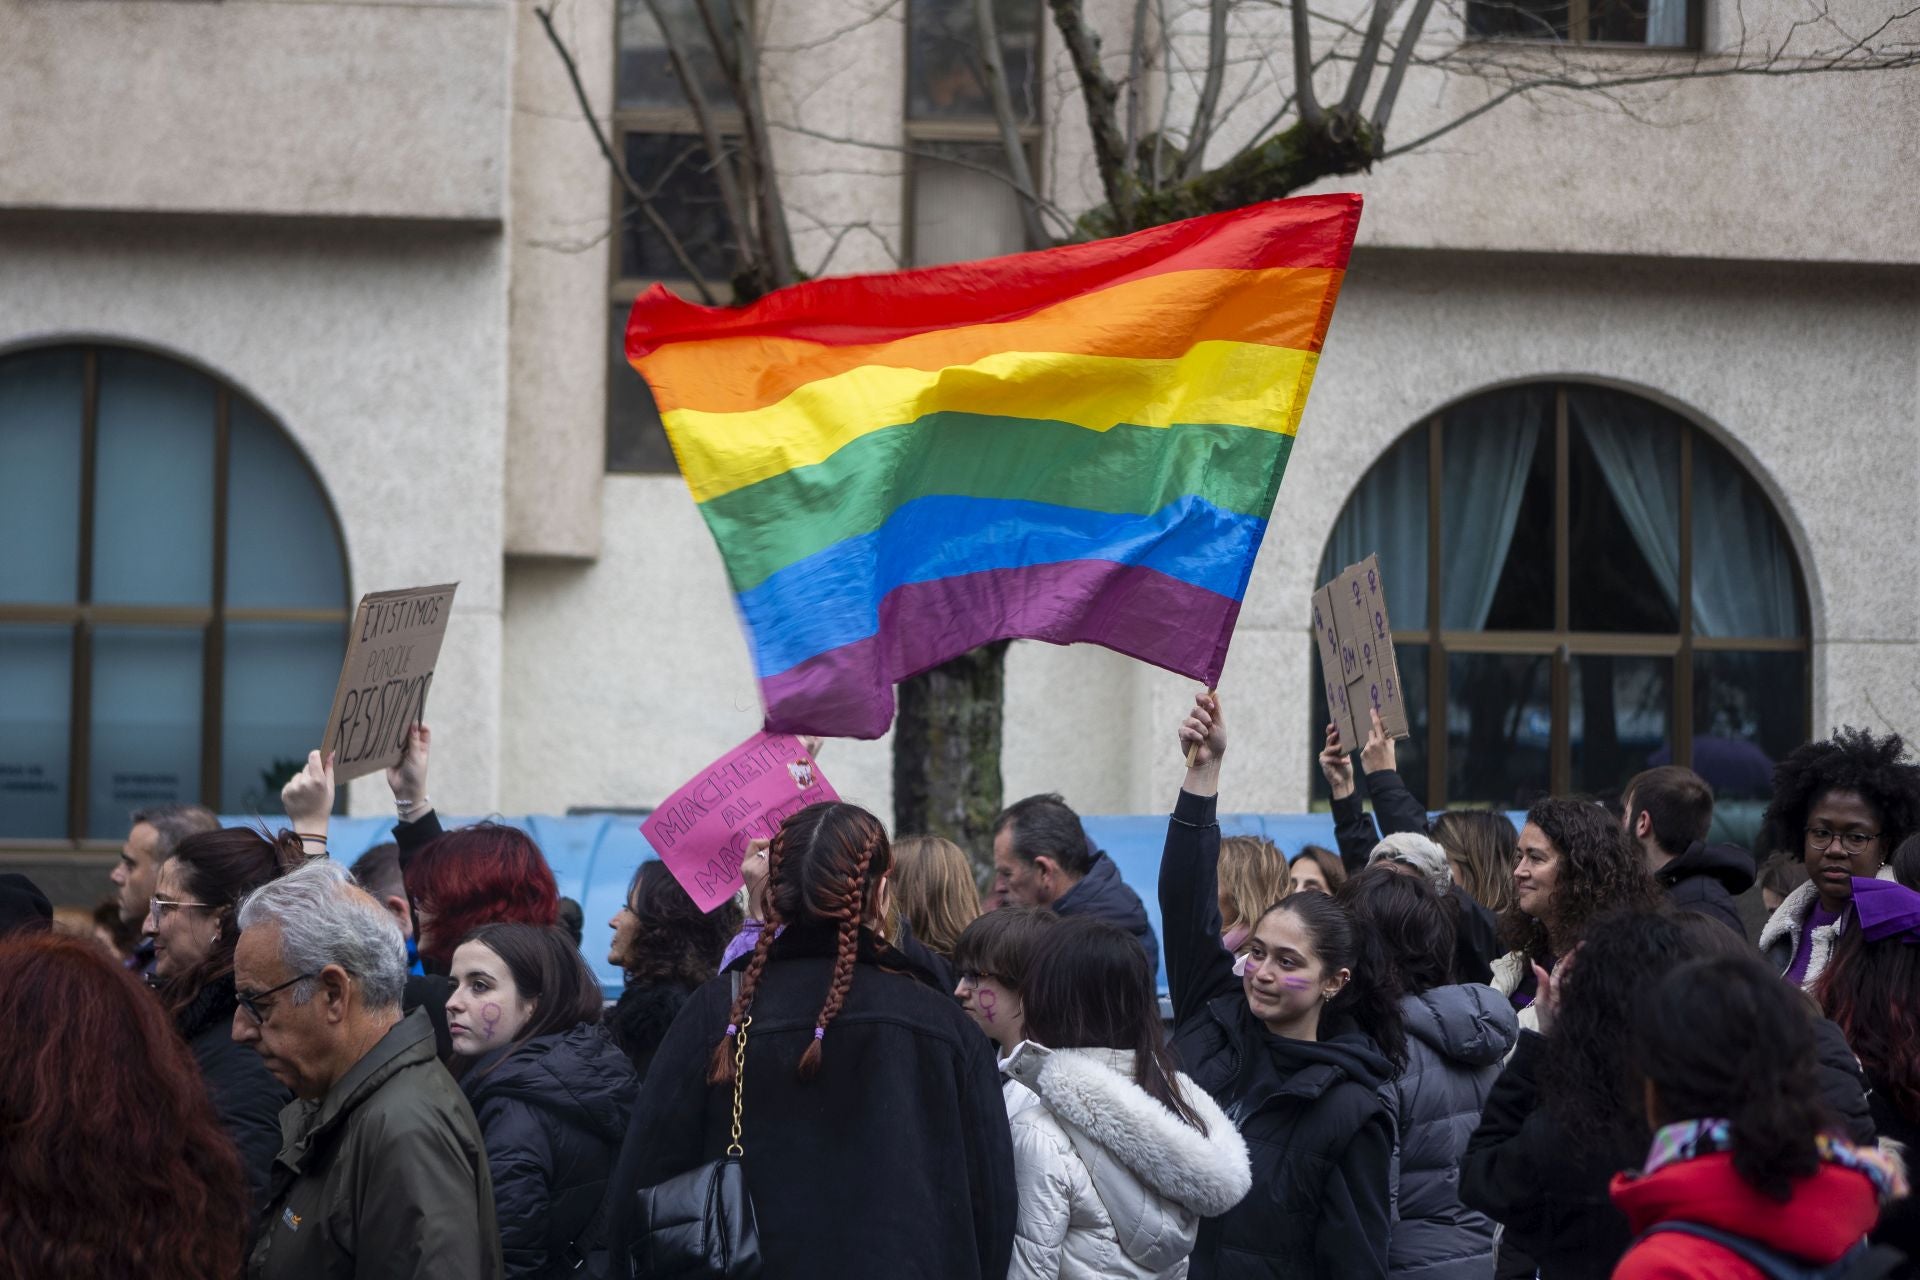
[1609,1150,1881,1278]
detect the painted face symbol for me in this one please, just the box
[976,988,998,1025]
[480,1001,502,1039]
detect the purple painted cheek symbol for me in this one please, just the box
[480,1002,502,1040]
[1280,976,1313,991]
[976,989,998,1025]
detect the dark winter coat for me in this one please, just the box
[250,1008,502,1280]
[1380,986,1517,1280]
[1054,850,1160,984]
[602,921,1016,1280]
[1655,841,1755,939]
[178,974,293,1213]
[461,1022,637,1279]
[607,980,694,1080]
[1461,1021,1876,1280]
[1866,1072,1920,1268]
[1161,789,1398,1280]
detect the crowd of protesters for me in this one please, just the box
[3,696,1919,1280]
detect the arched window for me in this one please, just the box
[1315,382,1808,841]
[0,345,350,841]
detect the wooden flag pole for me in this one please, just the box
[1185,688,1219,768]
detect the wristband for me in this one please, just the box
[396,796,431,820]
[295,832,328,844]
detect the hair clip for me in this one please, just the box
[813,1027,826,1040]
[724,1023,738,1037]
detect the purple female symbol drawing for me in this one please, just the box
[976,988,998,1025]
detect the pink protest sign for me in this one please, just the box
[641,731,838,911]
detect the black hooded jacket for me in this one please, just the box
[602,921,1016,1280]
[1654,841,1755,939]
[1161,790,1398,1280]
[460,1022,638,1279]
[1053,849,1160,983]
[176,974,292,1214]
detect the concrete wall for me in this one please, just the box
[0,0,510,223]
[0,217,512,818]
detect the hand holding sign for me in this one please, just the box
[387,724,432,818]
[642,732,839,912]
[1318,723,1356,800]
[1360,707,1397,775]
[281,750,335,857]
[320,584,458,783]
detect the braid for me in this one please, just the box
[797,829,882,1080]
[707,833,789,1085]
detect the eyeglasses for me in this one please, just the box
[236,972,318,1024]
[955,970,1000,987]
[1805,826,1882,854]
[149,896,215,921]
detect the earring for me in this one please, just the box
[1321,990,1332,1003]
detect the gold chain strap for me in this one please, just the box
[726,1015,752,1157]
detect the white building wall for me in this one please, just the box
[0,220,513,818]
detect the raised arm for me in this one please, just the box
[386,725,443,868]
[1161,692,1239,1029]
[280,749,335,859]
[1358,708,1427,839]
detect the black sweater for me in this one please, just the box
[1162,789,1397,1280]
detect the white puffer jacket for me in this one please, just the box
[1003,1045,1252,1280]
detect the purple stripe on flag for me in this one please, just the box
[759,559,1241,738]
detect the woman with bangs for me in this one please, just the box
[1162,692,1404,1280]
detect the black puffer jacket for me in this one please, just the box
[1054,850,1160,983]
[176,974,292,1213]
[1161,790,1397,1280]
[1655,841,1755,939]
[603,921,1016,1280]
[461,1022,637,1279]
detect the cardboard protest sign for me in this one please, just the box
[1311,588,1361,753]
[319,584,458,783]
[1314,556,1410,743]
[642,732,838,912]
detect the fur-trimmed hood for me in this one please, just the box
[1759,868,1897,990]
[1008,1045,1251,1217]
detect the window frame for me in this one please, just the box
[900,0,1047,266]
[0,343,352,847]
[606,2,747,474]
[1462,0,1704,49]
[1325,380,1809,807]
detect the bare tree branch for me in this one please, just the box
[724,0,799,286]
[1047,0,1136,224]
[974,0,1054,247]
[1370,0,1438,130]
[1292,0,1327,125]
[533,4,719,304]
[1337,0,1401,118]
[1124,0,1156,179]
[644,0,761,280]
[1181,0,1232,176]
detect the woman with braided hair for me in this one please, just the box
[603,802,1016,1280]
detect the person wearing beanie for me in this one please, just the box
[0,873,53,936]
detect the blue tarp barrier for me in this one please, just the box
[247,809,1523,998]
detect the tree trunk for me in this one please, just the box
[892,642,1009,876]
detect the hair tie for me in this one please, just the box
[725,1023,738,1037]
[813,1027,826,1040]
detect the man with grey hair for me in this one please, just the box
[111,803,218,975]
[233,858,501,1280]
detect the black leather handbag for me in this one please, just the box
[629,978,763,1279]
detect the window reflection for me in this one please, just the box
[1446,652,1553,808]
[907,0,1042,122]
[617,0,737,110]
[1569,654,1672,797]
[620,132,737,282]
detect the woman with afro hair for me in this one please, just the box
[1757,727,1920,991]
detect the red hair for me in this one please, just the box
[405,821,559,971]
[0,933,248,1280]
[1818,917,1920,1122]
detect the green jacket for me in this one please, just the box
[249,1008,504,1280]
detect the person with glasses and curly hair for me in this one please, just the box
[1756,727,1920,990]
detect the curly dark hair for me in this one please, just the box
[1762,727,1920,865]
[1500,798,1660,964]
[623,860,742,991]
[1541,908,1749,1148]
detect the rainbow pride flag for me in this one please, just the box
[626,194,1362,738]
